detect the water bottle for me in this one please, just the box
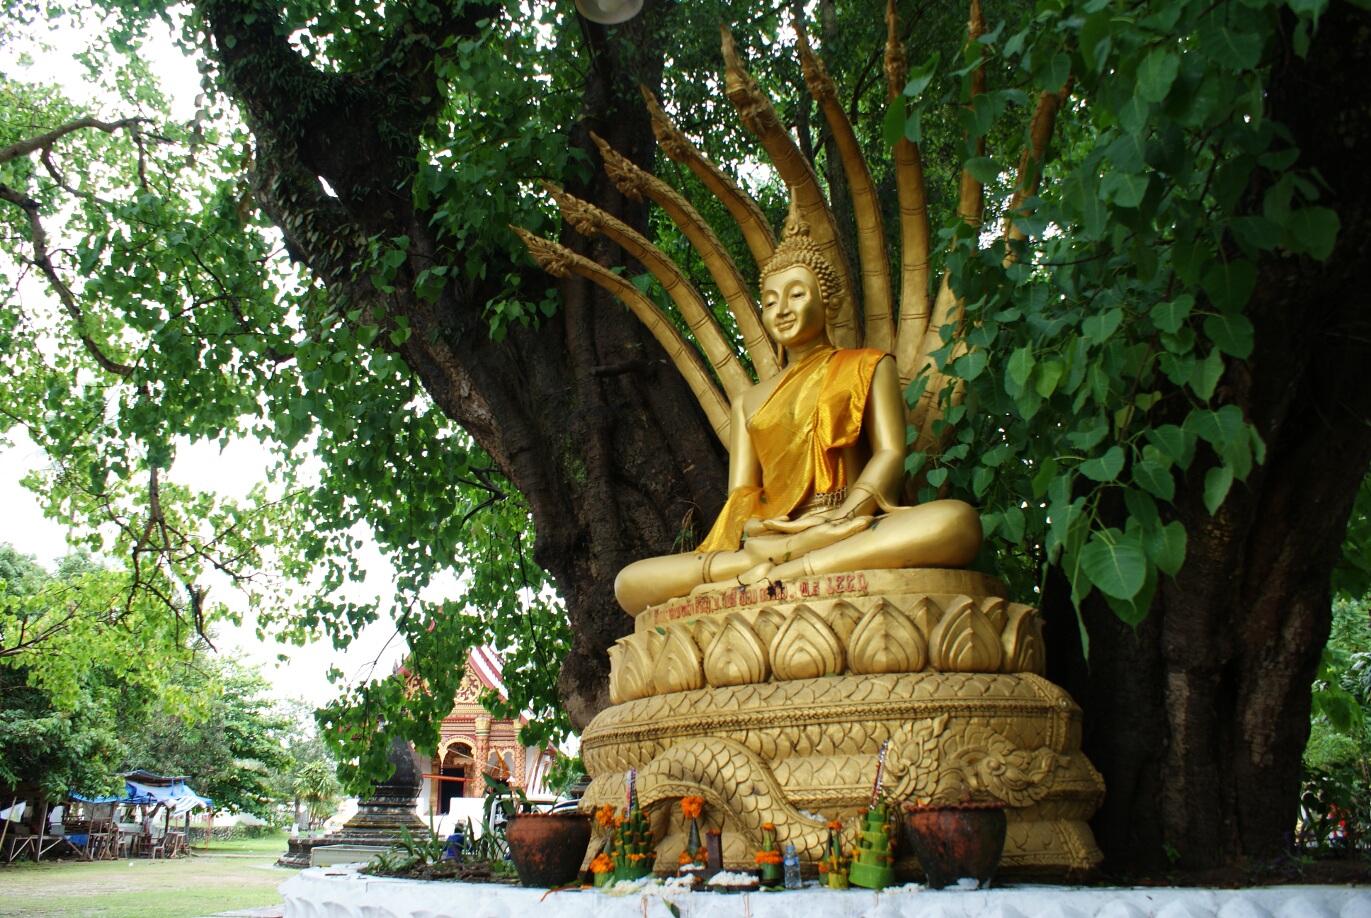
[782,843,802,889]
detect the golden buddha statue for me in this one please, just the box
[614,221,983,615]
[517,6,1104,882]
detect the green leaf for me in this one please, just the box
[1103,562,1157,626]
[964,157,1003,185]
[1201,259,1257,312]
[1082,308,1123,343]
[883,99,906,148]
[1103,133,1146,172]
[1286,206,1340,260]
[926,467,948,488]
[1007,345,1035,392]
[1118,92,1152,134]
[1198,16,1263,70]
[1133,457,1175,501]
[956,349,989,381]
[1203,313,1254,359]
[1152,295,1193,334]
[1066,419,1109,450]
[1101,171,1149,208]
[903,52,940,98]
[904,109,924,144]
[1145,521,1188,577]
[1187,405,1246,447]
[1035,53,1071,92]
[1146,424,1193,466]
[1136,49,1180,103]
[1080,10,1115,72]
[1034,359,1065,397]
[1312,685,1363,733]
[1080,529,1148,600]
[1204,464,1235,515]
[1002,505,1026,543]
[1190,348,1225,400]
[1079,445,1125,482]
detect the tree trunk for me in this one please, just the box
[200,0,726,731]
[1046,4,1371,874]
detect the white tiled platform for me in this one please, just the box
[279,866,1371,918]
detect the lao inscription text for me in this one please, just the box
[649,573,871,626]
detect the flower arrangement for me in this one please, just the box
[678,796,707,876]
[754,822,784,886]
[816,819,850,889]
[592,805,619,887]
[590,851,615,887]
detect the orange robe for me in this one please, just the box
[698,346,886,552]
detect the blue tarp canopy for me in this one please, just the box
[70,772,212,811]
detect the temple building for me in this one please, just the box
[420,648,559,823]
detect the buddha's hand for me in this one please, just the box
[741,515,874,566]
[746,510,868,536]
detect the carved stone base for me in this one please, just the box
[582,571,1105,879]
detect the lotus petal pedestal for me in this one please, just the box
[580,569,1104,880]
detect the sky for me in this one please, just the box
[0,428,408,705]
[0,17,408,706]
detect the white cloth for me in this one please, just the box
[0,802,26,822]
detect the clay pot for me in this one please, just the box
[505,812,592,888]
[901,802,1007,890]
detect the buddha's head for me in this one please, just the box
[758,218,842,352]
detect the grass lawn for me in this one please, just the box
[0,852,297,918]
[189,830,290,856]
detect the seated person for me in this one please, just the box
[615,221,981,615]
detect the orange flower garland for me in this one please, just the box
[680,796,704,820]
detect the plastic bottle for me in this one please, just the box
[782,842,802,889]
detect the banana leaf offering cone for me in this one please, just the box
[848,799,898,889]
[612,771,656,881]
[816,819,850,889]
[754,822,784,887]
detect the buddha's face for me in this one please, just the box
[760,264,826,351]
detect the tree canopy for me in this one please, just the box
[0,545,298,813]
[2,0,1369,873]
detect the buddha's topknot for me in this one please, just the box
[759,215,843,319]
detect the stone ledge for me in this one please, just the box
[279,867,1371,918]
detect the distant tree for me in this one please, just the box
[0,544,185,798]
[291,760,341,831]
[121,654,292,817]
[268,697,342,827]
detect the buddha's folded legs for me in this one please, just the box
[766,499,982,581]
[613,499,983,615]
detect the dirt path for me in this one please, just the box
[0,853,297,918]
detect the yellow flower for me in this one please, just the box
[590,853,614,874]
[680,796,704,819]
